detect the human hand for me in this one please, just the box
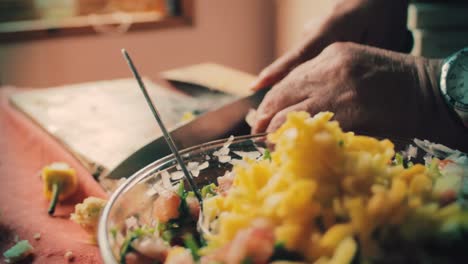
[250,0,412,91]
[252,42,467,151]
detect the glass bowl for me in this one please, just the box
[97,134,420,264]
[98,134,270,264]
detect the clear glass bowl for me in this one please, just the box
[97,134,421,264]
[98,134,270,264]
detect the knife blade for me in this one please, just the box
[107,88,269,179]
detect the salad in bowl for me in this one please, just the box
[98,111,468,264]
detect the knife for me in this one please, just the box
[107,88,269,179]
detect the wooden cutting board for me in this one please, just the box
[9,78,200,178]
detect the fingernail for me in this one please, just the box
[248,78,263,91]
[256,112,269,121]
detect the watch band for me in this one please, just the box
[440,48,468,129]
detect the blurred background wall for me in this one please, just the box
[0,0,275,87]
[274,0,333,57]
[1,0,467,88]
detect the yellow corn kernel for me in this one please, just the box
[329,237,357,264]
[398,164,426,182]
[388,178,407,207]
[435,203,461,219]
[277,180,316,218]
[367,192,388,218]
[409,173,432,196]
[218,214,249,242]
[319,224,354,256]
[275,224,302,250]
[408,196,423,208]
[371,184,386,194]
[345,198,365,230]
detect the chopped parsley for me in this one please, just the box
[338,139,344,147]
[183,233,200,260]
[201,183,217,198]
[110,227,118,240]
[393,153,404,166]
[269,242,303,261]
[263,149,272,161]
[119,227,155,264]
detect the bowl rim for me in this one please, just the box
[97,133,267,264]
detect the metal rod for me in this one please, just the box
[121,49,203,203]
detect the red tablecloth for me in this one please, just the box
[0,87,107,263]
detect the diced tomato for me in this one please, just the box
[217,172,235,195]
[165,247,194,264]
[153,191,181,223]
[201,219,275,264]
[132,237,169,261]
[186,196,200,220]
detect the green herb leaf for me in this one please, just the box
[427,158,442,178]
[241,256,254,264]
[269,241,303,261]
[393,153,404,166]
[263,149,271,161]
[183,233,200,260]
[119,227,155,263]
[201,183,217,198]
[338,139,344,147]
[176,181,186,198]
[110,227,118,240]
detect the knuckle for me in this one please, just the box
[324,42,347,54]
[324,43,357,73]
[325,42,353,61]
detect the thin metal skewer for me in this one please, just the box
[121,49,203,203]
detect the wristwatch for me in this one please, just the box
[440,47,468,129]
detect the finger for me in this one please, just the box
[266,98,325,133]
[252,76,310,134]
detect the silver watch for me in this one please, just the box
[440,47,468,128]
